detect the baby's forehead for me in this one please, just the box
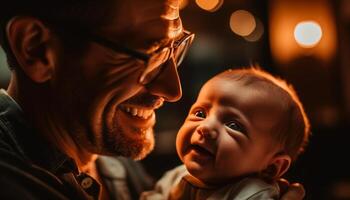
[205,75,284,97]
[201,75,290,116]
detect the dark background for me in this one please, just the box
[1,0,350,199]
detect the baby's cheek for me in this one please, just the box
[176,123,195,157]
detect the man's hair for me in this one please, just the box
[216,67,311,161]
[0,0,114,69]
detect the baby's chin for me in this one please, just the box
[184,163,214,184]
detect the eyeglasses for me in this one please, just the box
[47,19,194,84]
[89,30,195,84]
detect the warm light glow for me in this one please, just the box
[269,0,337,64]
[230,10,256,37]
[244,18,264,42]
[179,0,189,10]
[195,0,223,12]
[294,21,323,48]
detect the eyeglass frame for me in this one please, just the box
[87,30,195,84]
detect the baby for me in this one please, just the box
[141,67,310,200]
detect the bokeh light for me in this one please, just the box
[244,17,264,42]
[195,0,224,12]
[294,21,323,48]
[269,0,337,64]
[230,10,256,37]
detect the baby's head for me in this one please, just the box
[176,67,310,185]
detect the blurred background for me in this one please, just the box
[1,0,350,199]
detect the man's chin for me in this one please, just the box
[130,138,154,160]
[104,127,155,160]
[118,137,155,160]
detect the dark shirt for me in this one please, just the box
[0,89,100,200]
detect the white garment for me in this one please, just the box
[140,165,280,200]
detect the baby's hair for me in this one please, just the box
[214,66,310,161]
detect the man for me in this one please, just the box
[0,0,304,199]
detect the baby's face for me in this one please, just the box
[176,77,286,185]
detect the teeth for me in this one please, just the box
[131,108,137,116]
[120,105,154,119]
[137,109,144,117]
[144,110,152,117]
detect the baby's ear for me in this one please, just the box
[261,154,291,180]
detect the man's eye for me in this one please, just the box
[194,110,206,118]
[226,121,245,132]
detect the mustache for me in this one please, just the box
[123,93,164,109]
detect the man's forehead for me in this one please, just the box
[164,0,180,7]
[97,0,182,49]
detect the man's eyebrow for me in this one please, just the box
[142,38,169,53]
[144,34,182,53]
[150,38,171,47]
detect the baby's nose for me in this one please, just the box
[197,123,218,140]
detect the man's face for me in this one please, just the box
[176,77,285,184]
[51,0,184,160]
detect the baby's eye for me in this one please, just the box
[226,121,245,133]
[194,110,206,118]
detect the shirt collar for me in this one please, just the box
[0,89,78,174]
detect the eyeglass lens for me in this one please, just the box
[139,35,192,84]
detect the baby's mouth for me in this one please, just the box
[191,144,214,157]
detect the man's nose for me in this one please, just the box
[146,57,182,102]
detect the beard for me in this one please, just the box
[104,122,155,160]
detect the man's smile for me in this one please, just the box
[119,105,154,119]
[116,102,162,131]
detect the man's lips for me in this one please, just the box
[119,105,154,119]
[121,95,164,110]
[116,106,156,131]
[118,97,163,120]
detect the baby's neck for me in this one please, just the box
[184,174,211,188]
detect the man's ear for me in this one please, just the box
[6,16,56,83]
[261,154,291,180]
